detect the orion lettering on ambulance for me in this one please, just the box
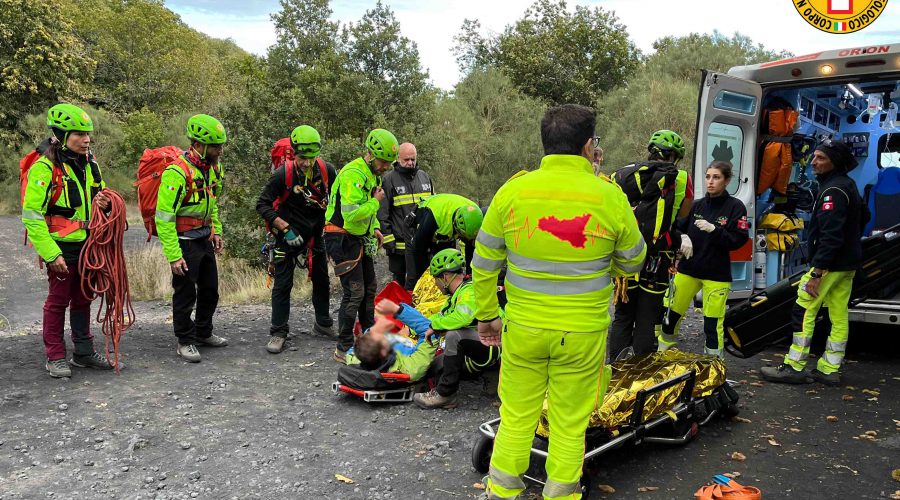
[837,46,891,57]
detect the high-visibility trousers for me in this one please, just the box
[785,269,854,374]
[659,273,731,357]
[487,321,605,500]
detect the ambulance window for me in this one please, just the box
[714,90,757,115]
[814,106,827,125]
[706,122,744,195]
[828,112,840,132]
[800,97,814,120]
[878,134,900,168]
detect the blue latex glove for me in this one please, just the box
[284,227,304,247]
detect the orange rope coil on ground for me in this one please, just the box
[79,188,134,372]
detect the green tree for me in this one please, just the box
[69,0,245,113]
[416,68,546,204]
[269,0,339,72]
[454,0,641,106]
[344,1,431,120]
[451,19,497,73]
[0,0,95,132]
[648,31,792,81]
[121,107,165,169]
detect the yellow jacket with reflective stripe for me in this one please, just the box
[419,193,478,240]
[472,155,646,332]
[21,156,105,262]
[155,156,224,262]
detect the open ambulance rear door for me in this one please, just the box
[694,70,762,299]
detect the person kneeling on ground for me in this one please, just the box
[375,249,501,410]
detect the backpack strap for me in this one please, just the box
[174,156,196,203]
[316,157,329,195]
[47,161,65,208]
[273,158,294,212]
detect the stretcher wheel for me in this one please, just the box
[471,434,493,474]
[580,469,592,499]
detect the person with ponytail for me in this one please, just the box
[21,103,121,378]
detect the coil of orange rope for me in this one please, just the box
[78,188,134,373]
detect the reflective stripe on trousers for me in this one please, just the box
[784,270,854,374]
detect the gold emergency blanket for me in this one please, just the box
[412,270,446,318]
[536,351,726,437]
[377,270,447,339]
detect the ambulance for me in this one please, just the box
[694,43,900,327]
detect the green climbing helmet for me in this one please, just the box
[453,205,483,240]
[365,128,399,162]
[47,104,93,132]
[186,114,227,145]
[430,248,465,277]
[648,129,685,159]
[290,125,321,158]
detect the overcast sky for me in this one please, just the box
[165,0,900,89]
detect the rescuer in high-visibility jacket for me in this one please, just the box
[407,192,483,285]
[608,130,694,359]
[21,103,119,378]
[156,114,229,364]
[472,104,646,500]
[324,128,399,364]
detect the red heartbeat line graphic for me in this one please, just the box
[504,208,612,249]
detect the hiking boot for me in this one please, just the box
[177,344,201,363]
[46,358,72,378]
[72,352,123,371]
[810,368,841,386]
[760,364,811,384]
[413,389,458,409]
[266,336,286,354]
[312,322,334,337]
[333,348,347,364]
[196,334,228,347]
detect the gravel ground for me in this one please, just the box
[1,215,898,500]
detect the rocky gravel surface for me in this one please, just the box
[1,215,898,499]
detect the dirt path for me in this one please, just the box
[0,216,897,499]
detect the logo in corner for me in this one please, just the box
[792,0,888,34]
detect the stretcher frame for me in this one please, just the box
[472,371,739,497]
[332,372,417,403]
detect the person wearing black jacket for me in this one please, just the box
[377,142,433,290]
[762,140,863,386]
[256,125,336,354]
[608,130,694,359]
[659,161,749,358]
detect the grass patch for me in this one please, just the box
[126,245,311,304]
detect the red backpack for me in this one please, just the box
[133,146,196,240]
[20,150,64,211]
[269,137,330,214]
[19,149,64,245]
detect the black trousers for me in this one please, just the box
[387,250,417,290]
[325,233,376,352]
[270,236,332,337]
[608,286,664,359]
[433,328,499,397]
[172,238,219,345]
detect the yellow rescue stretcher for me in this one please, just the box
[472,351,739,498]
